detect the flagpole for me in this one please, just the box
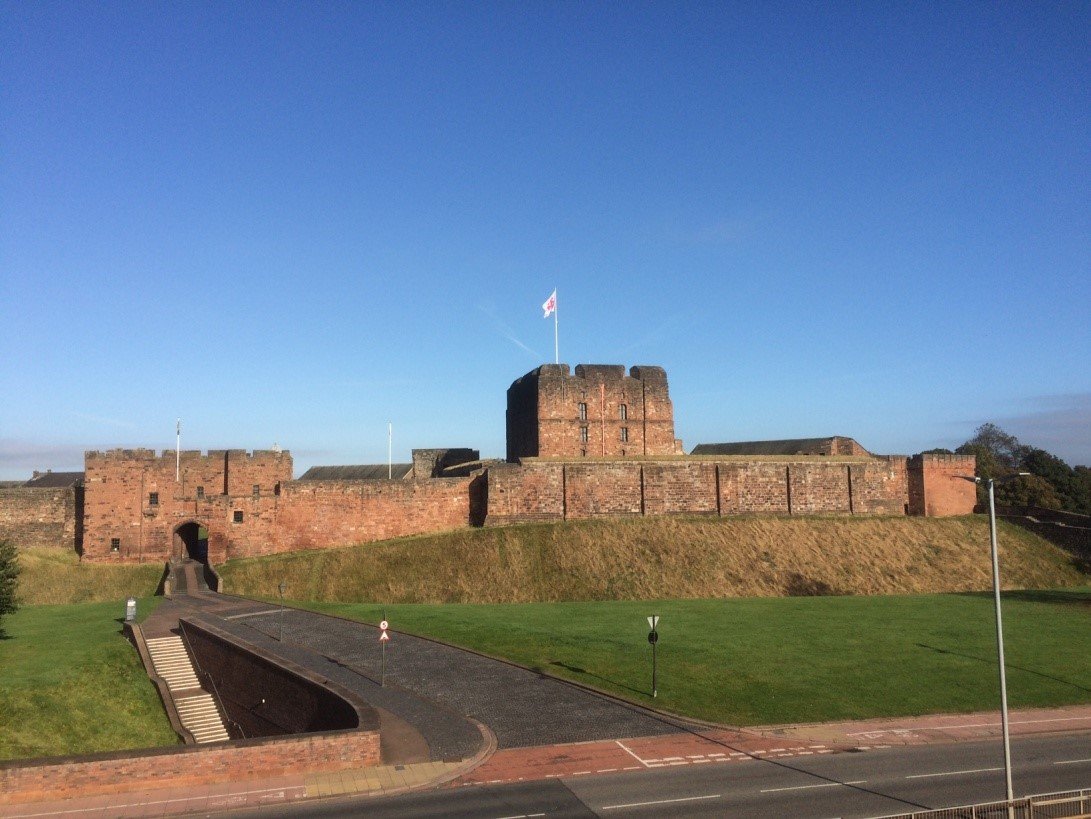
[175,419,181,482]
[553,287,559,364]
[388,422,392,479]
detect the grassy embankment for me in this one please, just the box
[304,590,1091,726]
[0,598,180,759]
[16,547,165,605]
[221,515,1090,725]
[219,515,1088,603]
[1,550,176,761]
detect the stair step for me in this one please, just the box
[144,637,230,744]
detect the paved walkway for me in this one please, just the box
[226,605,689,749]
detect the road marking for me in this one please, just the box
[615,739,651,767]
[492,813,546,819]
[1055,758,1091,765]
[847,715,1091,737]
[905,766,1003,779]
[224,609,282,619]
[761,780,866,793]
[602,794,721,810]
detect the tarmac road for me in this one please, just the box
[209,732,1091,818]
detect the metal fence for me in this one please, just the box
[876,788,1091,819]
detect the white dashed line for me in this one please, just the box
[602,794,721,810]
[905,767,1003,780]
[761,780,866,793]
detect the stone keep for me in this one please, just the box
[506,364,679,461]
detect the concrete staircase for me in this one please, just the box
[146,635,230,744]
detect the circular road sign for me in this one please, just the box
[379,620,389,631]
[648,630,659,644]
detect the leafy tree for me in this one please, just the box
[0,539,18,637]
[956,423,1090,513]
[958,423,1024,470]
[1001,473,1062,509]
[1075,467,1091,515]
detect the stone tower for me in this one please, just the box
[506,364,678,461]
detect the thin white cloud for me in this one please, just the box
[68,411,136,429]
[476,305,542,360]
[0,439,87,477]
[995,393,1091,467]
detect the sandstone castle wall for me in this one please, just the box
[0,486,82,550]
[483,456,919,524]
[7,363,978,562]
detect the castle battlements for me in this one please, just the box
[85,448,291,462]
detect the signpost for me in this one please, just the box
[647,615,660,698]
[379,619,390,686]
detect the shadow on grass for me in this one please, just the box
[956,589,1091,606]
[916,643,1091,694]
[549,660,649,697]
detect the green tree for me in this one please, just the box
[956,423,1090,513]
[0,539,18,637]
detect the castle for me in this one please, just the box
[0,364,976,563]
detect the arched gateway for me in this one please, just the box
[172,521,209,563]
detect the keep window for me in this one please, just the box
[578,402,587,421]
[580,426,589,443]
[619,404,627,421]
[110,538,120,552]
[620,427,629,443]
[148,492,159,506]
[233,510,244,524]
[252,484,260,499]
[196,486,204,499]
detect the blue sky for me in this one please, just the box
[2,2,1088,479]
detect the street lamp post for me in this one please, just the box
[960,472,1029,814]
[278,581,286,642]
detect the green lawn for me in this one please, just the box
[0,599,179,760]
[302,588,1091,726]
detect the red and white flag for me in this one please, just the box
[542,289,557,318]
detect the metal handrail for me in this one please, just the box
[873,787,1091,819]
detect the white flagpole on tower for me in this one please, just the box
[175,419,181,482]
[388,422,392,479]
[553,288,559,364]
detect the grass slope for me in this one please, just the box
[0,599,179,760]
[220,516,1087,604]
[304,589,1091,726]
[17,547,165,605]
